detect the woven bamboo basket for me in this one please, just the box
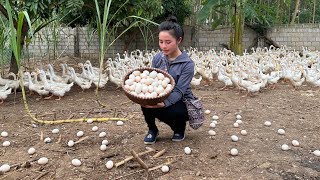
[122,67,175,105]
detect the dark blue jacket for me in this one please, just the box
[152,51,195,107]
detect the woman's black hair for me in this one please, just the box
[159,15,184,42]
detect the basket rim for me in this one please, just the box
[121,67,176,101]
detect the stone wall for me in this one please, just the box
[24,24,320,61]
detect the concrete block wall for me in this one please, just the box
[267,24,320,51]
[23,24,320,62]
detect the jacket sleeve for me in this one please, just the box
[163,61,194,107]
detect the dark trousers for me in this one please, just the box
[141,100,189,133]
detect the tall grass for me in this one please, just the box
[5,0,38,122]
[93,0,158,106]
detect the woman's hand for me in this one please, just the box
[142,102,165,108]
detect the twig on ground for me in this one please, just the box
[56,134,62,144]
[115,147,155,167]
[152,149,166,158]
[120,101,132,106]
[130,150,149,169]
[40,131,43,141]
[148,159,177,172]
[74,136,90,144]
[34,171,49,180]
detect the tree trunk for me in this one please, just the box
[290,0,300,24]
[9,22,28,74]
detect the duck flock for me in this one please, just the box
[0,46,320,104]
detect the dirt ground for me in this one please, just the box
[1,70,320,180]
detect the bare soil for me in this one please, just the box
[1,71,320,180]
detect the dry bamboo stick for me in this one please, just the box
[115,147,155,167]
[130,150,148,169]
[74,136,90,144]
[152,149,166,158]
[148,160,176,172]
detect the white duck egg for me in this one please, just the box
[208,130,216,136]
[147,85,154,93]
[212,120,218,124]
[209,122,216,128]
[157,73,165,80]
[149,71,158,78]
[152,81,159,88]
[128,74,135,80]
[145,78,153,86]
[230,148,239,156]
[212,115,219,120]
[52,129,59,134]
[161,165,170,173]
[116,121,124,126]
[131,92,137,96]
[155,86,164,95]
[28,147,36,155]
[92,126,99,131]
[204,110,211,114]
[166,84,172,89]
[129,84,136,92]
[124,84,130,90]
[140,73,147,79]
[1,131,8,137]
[235,120,243,124]
[71,159,81,166]
[157,80,163,86]
[159,92,165,96]
[100,144,107,151]
[68,140,75,147]
[277,129,285,135]
[87,119,93,123]
[264,121,272,126]
[281,144,289,151]
[233,123,239,128]
[292,140,300,147]
[240,130,248,135]
[44,137,51,143]
[184,147,192,155]
[105,160,114,169]
[145,92,152,98]
[77,131,84,137]
[102,140,109,145]
[141,85,148,93]
[140,78,146,84]
[143,70,150,76]
[231,135,239,142]
[0,164,10,173]
[135,76,141,83]
[132,70,141,76]
[164,77,170,84]
[38,157,49,165]
[99,132,107,138]
[134,86,142,94]
[313,150,320,156]
[236,114,242,119]
[150,92,158,98]
[161,80,168,88]
[125,79,134,86]
[2,141,10,147]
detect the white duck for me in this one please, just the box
[68,67,93,91]
[0,85,12,105]
[24,72,50,98]
[47,64,70,83]
[39,70,74,100]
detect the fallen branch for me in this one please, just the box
[34,171,49,180]
[148,160,177,172]
[56,134,62,144]
[115,147,155,167]
[152,149,166,158]
[75,136,90,144]
[40,131,43,141]
[130,150,148,169]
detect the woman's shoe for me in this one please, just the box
[144,130,159,144]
